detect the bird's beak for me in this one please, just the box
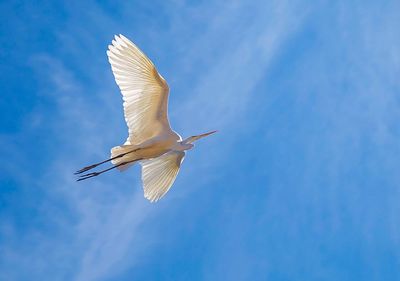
[198,130,217,138]
[183,130,217,144]
[192,130,217,142]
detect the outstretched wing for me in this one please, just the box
[140,151,185,202]
[107,34,178,145]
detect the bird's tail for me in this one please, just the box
[111,145,138,171]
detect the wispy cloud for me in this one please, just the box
[2,0,400,280]
[0,1,310,280]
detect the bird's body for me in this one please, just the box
[76,34,216,202]
[109,133,187,170]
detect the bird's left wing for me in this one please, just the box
[107,34,178,145]
[140,151,185,202]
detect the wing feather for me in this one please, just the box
[107,34,176,145]
[140,151,185,202]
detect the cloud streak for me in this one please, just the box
[4,0,399,280]
[0,1,309,280]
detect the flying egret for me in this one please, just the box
[75,34,216,202]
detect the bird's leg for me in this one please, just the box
[74,148,141,175]
[76,158,143,181]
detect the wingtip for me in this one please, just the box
[144,194,158,203]
[119,34,128,41]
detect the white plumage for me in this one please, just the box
[141,151,185,202]
[107,35,177,145]
[76,34,216,202]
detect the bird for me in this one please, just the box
[75,34,216,202]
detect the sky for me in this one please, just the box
[1,0,400,280]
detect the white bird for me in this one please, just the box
[75,34,216,202]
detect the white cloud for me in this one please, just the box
[1,1,308,280]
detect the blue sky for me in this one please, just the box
[1,0,400,280]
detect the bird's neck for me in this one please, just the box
[175,141,194,151]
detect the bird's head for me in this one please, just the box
[181,130,217,147]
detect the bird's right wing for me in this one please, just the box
[107,34,178,145]
[140,151,185,202]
